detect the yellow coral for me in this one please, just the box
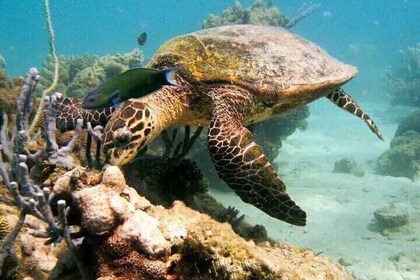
[0,215,11,241]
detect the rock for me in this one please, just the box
[118,210,170,257]
[377,131,420,179]
[334,157,365,177]
[73,184,121,235]
[394,109,420,137]
[373,203,410,229]
[101,165,126,191]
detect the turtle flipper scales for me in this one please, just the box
[327,88,383,140]
[208,108,306,226]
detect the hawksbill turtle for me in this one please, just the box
[101,25,383,226]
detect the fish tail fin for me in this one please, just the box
[163,67,179,86]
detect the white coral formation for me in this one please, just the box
[119,211,170,257]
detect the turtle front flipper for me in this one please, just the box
[327,88,383,140]
[208,107,306,226]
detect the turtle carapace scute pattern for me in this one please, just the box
[101,25,383,226]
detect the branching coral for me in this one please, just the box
[0,69,90,279]
[385,43,420,107]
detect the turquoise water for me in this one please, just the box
[1,0,418,78]
[1,1,419,279]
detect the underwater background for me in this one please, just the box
[1,0,419,279]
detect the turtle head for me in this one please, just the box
[102,100,159,166]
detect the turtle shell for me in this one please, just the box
[148,25,357,100]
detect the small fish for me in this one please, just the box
[137,32,147,46]
[82,67,179,109]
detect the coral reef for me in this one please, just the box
[394,109,420,137]
[203,0,289,28]
[0,68,352,279]
[377,130,420,179]
[202,0,319,29]
[47,165,352,280]
[384,43,420,107]
[377,110,420,179]
[0,69,87,279]
[0,70,22,119]
[36,48,145,99]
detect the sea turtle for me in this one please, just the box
[101,25,383,226]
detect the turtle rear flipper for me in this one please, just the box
[327,88,383,140]
[208,104,306,226]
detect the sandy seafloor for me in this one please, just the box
[210,99,420,280]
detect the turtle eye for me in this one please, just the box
[113,127,132,148]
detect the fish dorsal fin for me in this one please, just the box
[163,67,180,86]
